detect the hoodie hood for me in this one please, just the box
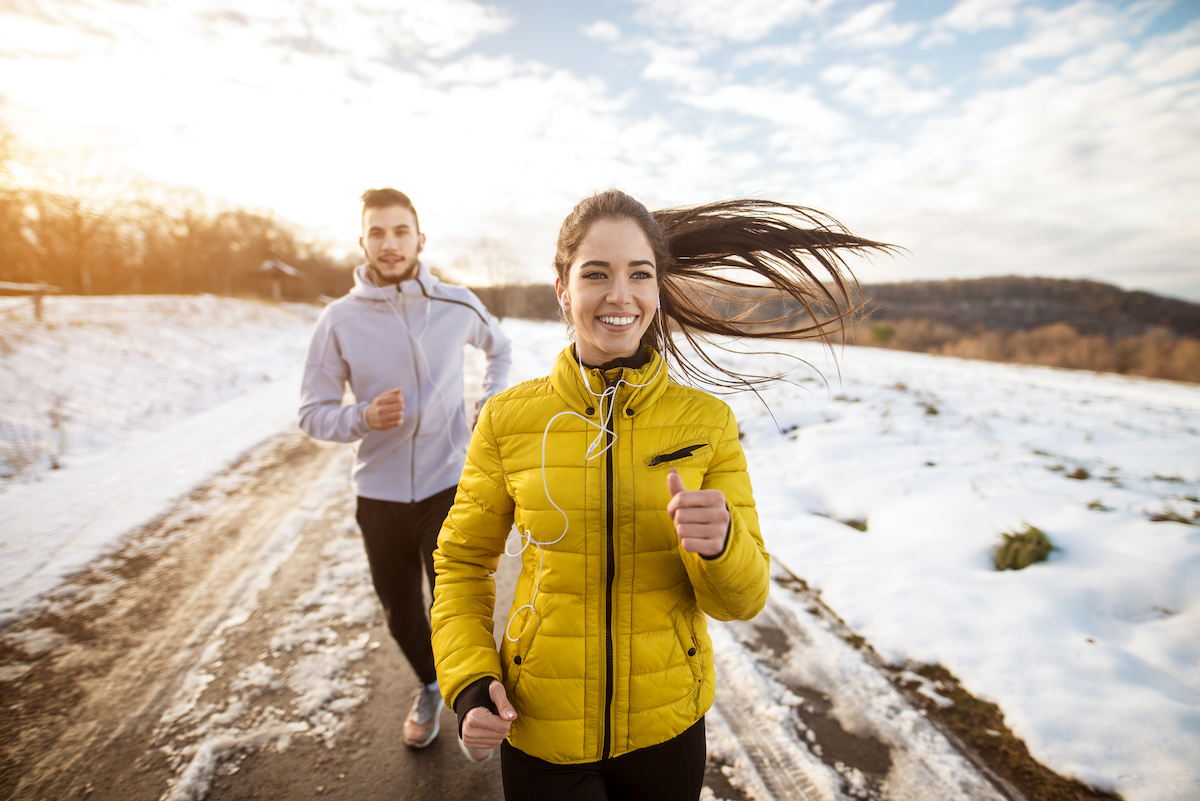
[349,261,438,301]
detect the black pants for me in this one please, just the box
[354,487,456,686]
[500,718,706,801]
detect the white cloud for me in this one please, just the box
[1129,18,1200,84]
[940,0,1026,33]
[583,20,621,42]
[629,0,837,43]
[679,81,853,151]
[641,43,713,88]
[730,41,816,69]
[821,64,949,116]
[826,1,920,49]
[826,62,1200,295]
[989,0,1125,73]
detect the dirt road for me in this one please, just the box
[1,426,1015,801]
[0,432,506,800]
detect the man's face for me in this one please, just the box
[360,205,425,285]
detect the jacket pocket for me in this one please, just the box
[673,613,703,688]
[647,442,709,468]
[501,607,542,703]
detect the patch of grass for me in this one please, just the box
[1087,499,1110,512]
[1066,467,1089,480]
[840,518,868,532]
[870,323,897,345]
[899,664,1122,801]
[1148,509,1199,526]
[919,402,939,415]
[994,524,1055,571]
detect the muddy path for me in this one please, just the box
[1,428,1017,801]
[0,432,506,800]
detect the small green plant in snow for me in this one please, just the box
[993,524,1055,571]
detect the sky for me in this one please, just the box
[1,0,1199,299]
[2,298,1198,799]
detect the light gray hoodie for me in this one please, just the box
[299,262,512,503]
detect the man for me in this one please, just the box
[299,188,512,748]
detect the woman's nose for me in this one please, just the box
[607,278,632,303]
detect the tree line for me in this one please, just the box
[0,130,353,302]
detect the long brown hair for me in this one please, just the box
[553,189,896,391]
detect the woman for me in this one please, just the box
[431,189,890,800]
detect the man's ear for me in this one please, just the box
[418,232,426,253]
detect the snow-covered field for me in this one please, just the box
[2,298,1198,801]
[0,295,319,622]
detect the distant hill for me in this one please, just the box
[858,276,1200,338]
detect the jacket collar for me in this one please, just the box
[550,344,670,416]
[349,261,437,301]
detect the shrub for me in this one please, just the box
[994,524,1055,570]
[870,323,896,345]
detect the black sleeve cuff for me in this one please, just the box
[453,677,497,737]
[700,513,733,561]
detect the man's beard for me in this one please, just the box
[367,252,418,286]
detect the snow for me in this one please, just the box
[2,301,1199,801]
[0,295,318,624]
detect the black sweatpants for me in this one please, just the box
[500,718,706,801]
[354,486,457,687]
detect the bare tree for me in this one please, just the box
[469,237,522,318]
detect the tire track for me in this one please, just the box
[710,564,1014,801]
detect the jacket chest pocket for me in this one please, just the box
[643,441,711,507]
[646,442,709,468]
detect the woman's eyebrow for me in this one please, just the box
[578,259,655,268]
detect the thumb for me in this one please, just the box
[666,468,685,499]
[489,679,517,721]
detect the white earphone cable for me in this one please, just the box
[503,303,670,642]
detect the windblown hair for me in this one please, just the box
[361,187,420,232]
[553,189,896,391]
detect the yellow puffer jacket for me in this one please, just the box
[432,345,770,764]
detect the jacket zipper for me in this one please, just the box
[402,288,421,502]
[602,370,620,759]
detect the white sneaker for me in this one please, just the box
[403,685,442,748]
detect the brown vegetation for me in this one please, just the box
[861,276,1200,338]
[854,318,1200,383]
[0,126,353,302]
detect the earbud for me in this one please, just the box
[559,293,569,312]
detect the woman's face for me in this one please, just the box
[556,218,659,366]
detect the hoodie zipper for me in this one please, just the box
[401,286,421,502]
[602,369,621,760]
